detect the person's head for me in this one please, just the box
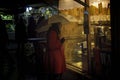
[51,22,61,34]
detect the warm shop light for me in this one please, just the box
[90,0,110,8]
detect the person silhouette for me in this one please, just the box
[15,15,27,80]
[46,22,66,80]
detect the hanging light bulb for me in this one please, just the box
[58,0,82,10]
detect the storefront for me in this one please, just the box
[0,0,111,77]
[58,0,111,75]
[14,0,111,76]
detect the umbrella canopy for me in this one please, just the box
[35,24,52,33]
[47,14,70,24]
[35,14,69,33]
[60,13,78,22]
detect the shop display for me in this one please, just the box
[59,0,111,73]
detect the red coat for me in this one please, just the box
[45,30,66,74]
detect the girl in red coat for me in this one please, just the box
[46,22,66,80]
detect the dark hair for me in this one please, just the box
[51,22,61,34]
[47,22,61,41]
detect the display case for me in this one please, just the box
[59,0,111,74]
[60,20,88,72]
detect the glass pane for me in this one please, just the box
[61,21,86,71]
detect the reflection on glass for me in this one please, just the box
[65,40,84,69]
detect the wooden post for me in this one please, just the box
[82,0,91,73]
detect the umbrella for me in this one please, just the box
[47,14,70,24]
[35,14,69,33]
[35,24,52,33]
[59,13,78,22]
